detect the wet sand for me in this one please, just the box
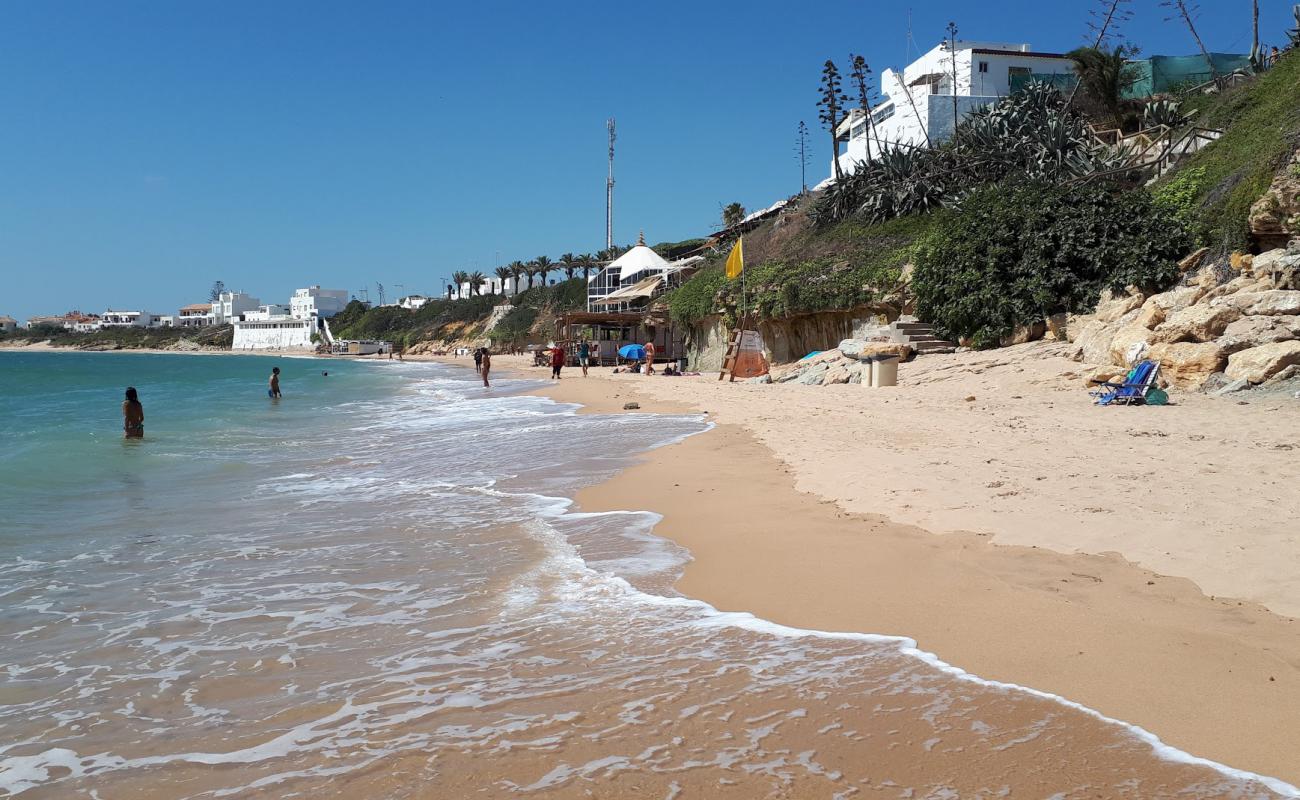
[502,354,1300,785]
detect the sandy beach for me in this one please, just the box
[470,348,1300,785]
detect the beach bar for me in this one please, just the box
[554,311,683,367]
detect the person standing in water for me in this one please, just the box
[480,348,492,388]
[473,348,484,375]
[122,387,144,439]
[268,367,282,399]
[578,338,591,377]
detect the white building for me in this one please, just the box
[177,303,215,328]
[101,310,159,327]
[398,294,431,310]
[290,286,349,320]
[0,316,17,333]
[833,40,1073,176]
[213,291,261,325]
[232,317,320,350]
[244,304,291,321]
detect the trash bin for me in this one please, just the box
[678,356,689,372]
[871,355,899,387]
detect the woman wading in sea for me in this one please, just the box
[122,387,144,439]
[480,349,491,388]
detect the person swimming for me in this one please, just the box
[122,387,144,439]
[269,367,282,399]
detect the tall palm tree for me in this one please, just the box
[446,284,454,300]
[508,260,525,295]
[451,270,469,299]
[523,263,540,291]
[1068,45,1136,129]
[494,266,512,296]
[534,255,553,286]
[559,252,577,281]
[468,271,486,296]
[579,253,596,282]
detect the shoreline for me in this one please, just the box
[489,354,1300,786]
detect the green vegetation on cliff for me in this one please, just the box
[1,325,233,350]
[1155,51,1300,249]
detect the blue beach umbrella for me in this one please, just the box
[618,344,646,360]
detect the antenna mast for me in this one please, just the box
[605,118,616,251]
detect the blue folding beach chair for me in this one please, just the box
[1088,360,1161,406]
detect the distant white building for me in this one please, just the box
[0,316,17,333]
[244,304,290,321]
[833,40,1073,177]
[232,317,320,350]
[213,291,261,325]
[398,294,431,310]
[290,286,348,320]
[101,310,159,328]
[177,303,215,328]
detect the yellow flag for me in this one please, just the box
[725,237,744,280]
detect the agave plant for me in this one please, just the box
[1143,99,1190,130]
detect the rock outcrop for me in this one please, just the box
[1249,149,1300,250]
[1072,244,1300,389]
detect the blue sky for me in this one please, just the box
[2,0,1295,320]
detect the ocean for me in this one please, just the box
[0,351,1294,799]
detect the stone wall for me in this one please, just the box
[685,307,898,371]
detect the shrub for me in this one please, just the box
[913,182,1191,347]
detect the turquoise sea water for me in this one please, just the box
[0,351,1295,798]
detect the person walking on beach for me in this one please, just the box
[578,338,591,377]
[480,348,492,388]
[122,387,144,439]
[644,340,656,376]
[550,343,565,380]
[268,367,282,399]
[473,347,484,375]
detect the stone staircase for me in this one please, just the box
[890,319,958,355]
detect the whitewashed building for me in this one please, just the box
[398,294,431,310]
[213,291,261,325]
[177,303,215,327]
[833,40,1073,176]
[232,317,319,350]
[0,316,17,333]
[290,286,348,320]
[101,310,160,327]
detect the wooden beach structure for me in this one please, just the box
[553,310,684,367]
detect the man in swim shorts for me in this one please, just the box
[269,367,281,399]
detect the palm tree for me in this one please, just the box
[559,252,577,281]
[534,255,553,286]
[1068,45,1137,130]
[451,270,469,299]
[494,266,512,296]
[523,263,540,291]
[446,284,454,300]
[579,253,596,282]
[468,271,487,296]
[508,260,525,295]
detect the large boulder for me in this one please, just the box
[1216,315,1300,354]
[1108,324,1156,365]
[999,321,1046,347]
[1148,342,1228,389]
[1072,319,1117,364]
[1094,289,1146,323]
[1250,248,1289,280]
[1199,274,1270,303]
[1224,341,1300,384]
[1151,303,1243,344]
[1145,284,1206,314]
[1064,313,1094,343]
[1212,290,1300,317]
[838,340,913,361]
[1133,300,1166,330]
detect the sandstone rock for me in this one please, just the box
[1045,312,1071,341]
[1251,248,1288,279]
[1095,289,1145,323]
[1134,301,1166,330]
[1248,149,1300,250]
[823,365,852,385]
[1263,364,1300,386]
[1213,378,1252,395]
[1200,274,1266,303]
[1230,251,1252,273]
[1152,303,1243,344]
[999,321,1046,347]
[1178,247,1211,273]
[1072,319,1116,364]
[743,375,772,385]
[1216,315,1300,354]
[838,340,913,361]
[1145,284,1206,314]
[1148,342,1228,389]
[1213,290,1300,317]
[1225,341,1300,384]
[1109,324,1155,365]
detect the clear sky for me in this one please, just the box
[2,0,1295,320]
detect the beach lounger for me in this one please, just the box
[1088,360,1161,406]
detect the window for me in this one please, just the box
[978,61,989,73]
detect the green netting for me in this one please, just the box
[1010,53,1252,99]
[1122,53,1253,98]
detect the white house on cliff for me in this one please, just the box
[832,40,1073,177]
